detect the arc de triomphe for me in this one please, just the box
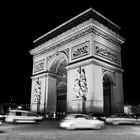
[30,8,125,115]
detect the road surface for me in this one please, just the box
[0,119,140,140]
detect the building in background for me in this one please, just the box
[30,8,125,115]
[124,105,140,115]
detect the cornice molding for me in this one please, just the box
[30,19,125,56]
[67,57,123,73]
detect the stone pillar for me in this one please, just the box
[67,64,88,113]
[30,78,37,112]
[71,97,86,113]
[30,73,46,113]
[67,59,103,114]
[44,72,57,114]
[89,64,104,114]
[112,72,124,113]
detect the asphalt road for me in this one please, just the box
[0,119,140,140]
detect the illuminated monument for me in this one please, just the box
[30,8,125,115]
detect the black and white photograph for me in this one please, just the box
[0,1,140,140]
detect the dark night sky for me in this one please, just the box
[1,1,140,105]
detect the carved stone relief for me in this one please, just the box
[73,66,88,99]
[38,25,122,56]
[33,59,45,74]
[33,78,42,103]
[71,41,90,60]
[95,41,120,64]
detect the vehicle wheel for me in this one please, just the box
[112,121,119,125]
[13,119,17,124]
[94,125,101,129]
[68,124,75,130]
[35,120,38,124]
[135,122,140,125]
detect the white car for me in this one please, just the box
[59,114,104,130]
[136,115,140,121]
[0,119,2,125]
[5,109,43,123]
[105,113,140,125]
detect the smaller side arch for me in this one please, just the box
[102,70,115,115]
[102,69,116,86]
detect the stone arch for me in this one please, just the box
[47,52,68,73]
[48,52,68,113]
[56,81,67,113]
[102,71,115,115]
[102,70,115,86]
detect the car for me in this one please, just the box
[105,113,140,125]
[0,114,5,121]
[133,114,140,121]
[59,113,104,130]
[0,119,2,125]
[5,109,43,123]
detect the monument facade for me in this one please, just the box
[30,8,125,115]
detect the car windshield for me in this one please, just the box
[109,114,134,118]
[64,114,93,120]
[75,115,91,119]
[16,112,22,116]
[28,112,39,117]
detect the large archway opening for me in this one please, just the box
[103,74,113,115]
[49,54,68,114]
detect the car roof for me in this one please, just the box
[109,113,134,117]
[66,113,89,116]
[65,113,90,118]
[8,109,29,113]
